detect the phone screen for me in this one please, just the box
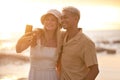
[25,24,33,33]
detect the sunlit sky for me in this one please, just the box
[0,0,120,33]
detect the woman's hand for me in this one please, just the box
[21,36,33,45]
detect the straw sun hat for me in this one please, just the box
[41,9,61,25]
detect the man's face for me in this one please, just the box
[61,11,75,29]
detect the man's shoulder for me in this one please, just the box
[80,33,95,44]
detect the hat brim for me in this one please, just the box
[41,13,57,24]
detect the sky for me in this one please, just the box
[0,0,120,33]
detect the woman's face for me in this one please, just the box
[43,14,58,31]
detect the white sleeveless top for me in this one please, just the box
[28,39,59,80]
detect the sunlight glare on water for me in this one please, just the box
[0,75,18,80]
[0,33,12,40]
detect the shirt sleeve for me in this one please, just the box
[84,40,98,67]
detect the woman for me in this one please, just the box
[16,9,62,80]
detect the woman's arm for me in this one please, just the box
[16,28,43,53]
[16,33,33,53]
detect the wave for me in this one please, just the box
[0,53,29,66]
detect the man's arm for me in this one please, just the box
[85,64,99,80]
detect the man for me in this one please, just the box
[60,6,99,80]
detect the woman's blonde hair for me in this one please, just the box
[31,9,62,47]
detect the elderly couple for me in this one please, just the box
[16,6,99,80]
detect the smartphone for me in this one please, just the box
[25,24,33,33]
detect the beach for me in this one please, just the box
[0,52,120,80]
[0,30,120,80]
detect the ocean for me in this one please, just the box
[0,30,120,80]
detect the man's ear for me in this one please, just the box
[74,15,79,20]
[74,15,79,23]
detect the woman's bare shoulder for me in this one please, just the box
[33,28,43,32]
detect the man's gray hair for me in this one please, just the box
[62,6,80,20]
